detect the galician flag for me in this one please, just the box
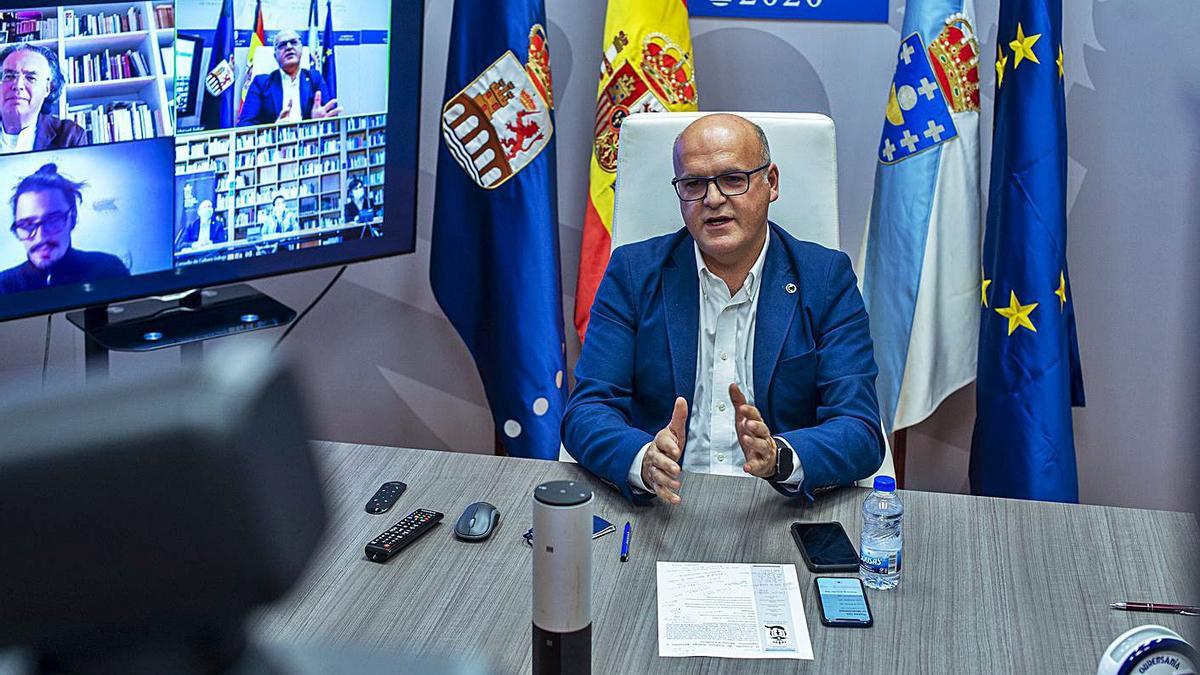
[574,0,697,340]
[858,1,983,434]
[306,0,322,72]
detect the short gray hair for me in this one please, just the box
[274,29,302,48]
[750,121,771,165]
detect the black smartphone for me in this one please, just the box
[790,521,860,573]
[814,576,873,628]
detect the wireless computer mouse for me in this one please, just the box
[454,501,500,541]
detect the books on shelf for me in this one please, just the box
[67,100,159,143]
[160,46,173,78]
[0,12,57,41]
[153,5,174,29]
[65,48,151,84]
[63,7,144,38]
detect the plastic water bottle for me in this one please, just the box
[859,476,903,590]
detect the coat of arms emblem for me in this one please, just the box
[593,32,696,173]
[442,27,554,190]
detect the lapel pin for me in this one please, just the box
[785,283,797,294]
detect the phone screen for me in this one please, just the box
[793,522,859,567]
[816,577,872,626]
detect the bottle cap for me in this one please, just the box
[873,476,896,492]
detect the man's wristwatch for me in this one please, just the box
[766,438,794,482]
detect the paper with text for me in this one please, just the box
[656,561,813,659]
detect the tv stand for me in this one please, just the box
[65,284,296,380]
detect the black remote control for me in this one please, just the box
[365,481,407,514]
[364,508,443,563]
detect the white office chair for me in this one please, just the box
[564,112,893,487]
[611,111,840,250]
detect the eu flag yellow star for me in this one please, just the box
[995,47,1008,89]
[1009,23,1041,69]
[1055,271,1067,310]
[996,290,1038,335]
[981,277,992,307]
[1057,44,1064,78]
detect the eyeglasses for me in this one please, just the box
[671,163,771,202]
[0,70,45,87]
[275,39,301,49]
[11,211,71,241]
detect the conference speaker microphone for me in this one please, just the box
[532,480,592,675]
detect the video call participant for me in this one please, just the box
[0,163,129,293]
[260,196,297,235]
[344,178,375,223]
[237,30,342,127]
[175,199,227,252]
[563,114,884,505]
[0,44,85,154]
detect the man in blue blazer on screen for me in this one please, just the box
[237,30,342,127]
[563,114,884,505]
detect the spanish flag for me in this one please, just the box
[238,0,266,115]
[574,0,696,340]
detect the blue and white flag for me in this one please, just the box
[858,1,982,433]
[431,0,565,459]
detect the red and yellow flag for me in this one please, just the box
[574,0,696,340]
[238,0,267,115]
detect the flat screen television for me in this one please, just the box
[0,0,421,326]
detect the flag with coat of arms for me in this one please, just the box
[574,0,697,341]
[200,0,235,130]
[238,0,266,115]
[972,0,1084,501]
[305,0,337,96]
[431,0,566,459]
[858,0,983,435]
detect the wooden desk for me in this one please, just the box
[251,443,1200,674]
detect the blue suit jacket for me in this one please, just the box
[236,69,329,127]
[563,223,885,503]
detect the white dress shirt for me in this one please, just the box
[627,230,804,493]
[196,218,213,247]
[0,123,37,154]
[280,70,302,122]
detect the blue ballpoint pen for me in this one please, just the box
[620,522,631,562]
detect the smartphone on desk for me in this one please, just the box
[791,521,860,573]
[814,576,873,628]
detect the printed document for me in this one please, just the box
[656,561,813,659]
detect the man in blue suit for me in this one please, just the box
[236,30,341,127]
[563,114,884,505]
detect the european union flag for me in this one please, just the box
[431,0,565,459]
[321,0,336,99]
[971,0,1085,501]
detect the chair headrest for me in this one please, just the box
[612,111,840,251]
